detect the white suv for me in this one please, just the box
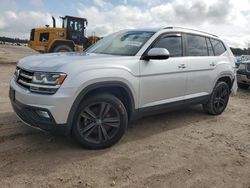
[9,27,237,149]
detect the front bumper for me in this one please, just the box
[10,95,70,135]
[9,78,77,134]
[237,72,250,85]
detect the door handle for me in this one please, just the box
[210,62,216,67]
[178,64,186,69]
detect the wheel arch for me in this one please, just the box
[216,73,234,90]
[67,81,136,130]
[48,39,75,52]
[217,76,232,89]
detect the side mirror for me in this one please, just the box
[143,48,170,60]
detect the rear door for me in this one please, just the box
[184,34,218,98]
[139,33,188,108]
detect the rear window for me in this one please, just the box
[210,39,226,56]
[186,34,208,56]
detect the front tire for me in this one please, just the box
[203,81,230,115]
[72,94,128,149]
[53,45,73,52]
[238,83,249,90]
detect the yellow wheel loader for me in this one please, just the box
[28,16,100,53]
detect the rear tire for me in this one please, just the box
[203,81,230,115]
[53,45,73,52]
[72,94,128,149]
[238,83,249,90]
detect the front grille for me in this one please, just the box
[16,67,34,90]
[247,64,250,72]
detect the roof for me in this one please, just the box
[162,26,218,38]
[123,26,219,38]
[62,15,87,21]
[124,27,161,32]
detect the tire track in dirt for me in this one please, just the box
[0,131,41,144]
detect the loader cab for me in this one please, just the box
[62,16,88,46]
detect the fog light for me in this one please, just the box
[36,110,50,119]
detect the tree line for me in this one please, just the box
[0,36,28,44]
[230,48,250,56]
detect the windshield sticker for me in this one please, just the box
[126,41,143,47]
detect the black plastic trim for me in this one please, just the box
[131,95,210,120]
[67,81,136,128]
[237,70,250,76]
[10,92,70,135]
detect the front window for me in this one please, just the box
[39,32,49,42]
[152,34,183,57]
[86,31,155,56]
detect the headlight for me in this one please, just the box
[14,67,67,95]
[32,72,66,85]
[30,72,67,94]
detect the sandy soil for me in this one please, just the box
[0,45,37,64]
[0,46,249,188]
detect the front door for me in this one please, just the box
[139,33,188,109]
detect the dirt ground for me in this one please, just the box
[0,45,37,64]
[0,45,249,188]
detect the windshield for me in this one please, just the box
[86,31,155,56]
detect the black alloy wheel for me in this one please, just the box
[203,81,230,115]
[213,84,229,113]
[72,94,128,149]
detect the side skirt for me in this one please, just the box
[130,95,210,120]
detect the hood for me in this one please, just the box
[17,52,123,72]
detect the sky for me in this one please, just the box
[0,0,250,48]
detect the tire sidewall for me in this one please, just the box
[211,82,230,114]
[53,45,73,52]
[72,94,128,149]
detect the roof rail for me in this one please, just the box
[163,26,218,37]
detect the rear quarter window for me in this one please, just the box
[210,39,226,56]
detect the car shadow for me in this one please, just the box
[1,104,213,150]
[123,105,213,142]
[0,105,218,176]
